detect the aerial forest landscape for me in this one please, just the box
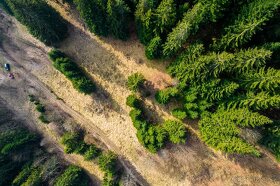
[0,0,279,185]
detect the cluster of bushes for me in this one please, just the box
[2,0,68,46]
[72,0,131,40]
[29,95,50,124]
[54,165,90,186]
[126,73,187,153]
[61,131,121,185]
[48,49,96,94]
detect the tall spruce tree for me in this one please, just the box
[107,0,130,40]
[213,0,280,50]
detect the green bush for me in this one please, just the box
[171,109,187,120]
[129,108,143,123]
[48,49,96,94]
[35,104,45,113]
[127,73,145,92]
[98,151,117,174]
[163,120,186,144]
[38,115,49,124]
[83,145,101,161]
[61,132,84,154]
[155,87,178,104]
[126,94,141,108]
[4,0,68,46]
[54,165,89,186]
[28,95,36,103]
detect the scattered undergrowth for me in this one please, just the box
[126,73,187,153]
[29,95,50,124]
[61,131,122,186]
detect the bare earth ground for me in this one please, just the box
[0,3,280,186]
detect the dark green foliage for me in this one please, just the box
[74,0,130,39]
[84,145,101,161]
[73,0,108,36]
[98,151,117,174]
[129,108,143,124]
[4,0,68,46]
[0,0,13,15]
[260,121,280,161]
[54,165,90,186]
[137,125,167,153]
[126,85,186,152]
[171,108,187,120]
[163,120,186,144]
[38,114,49,124]
[0,156,23,186]
[127,73,145,92]
[35,103,45,113]
[214,0,280,50]
[21,168,42,186]
[240,68,280,92]
[226,92,280,110]
[0,130,38,155]
[145,36,162,59]
[154,0,176,35]
[199,108,272,156]
[155,87,178,104]
[163,0,232,56]
[135,0,156,45]
[107,0,130,40]
[28,95,36,103]
[48,49,96,94]
[12,163,32,186]
[126,94,141,108]
[61,132,84,154]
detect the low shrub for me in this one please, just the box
[98,151,117,174]
[36,104,45,113]
[127,73,145,92]
[171,109,187,120]
[28,95,36,103]
[126,94,141,108]
[83,145,101,161]
[54,165,89,186]
[38,115,49,124]
[48,49,96,94]
[163,120,187,144]
[155,87,178,104]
